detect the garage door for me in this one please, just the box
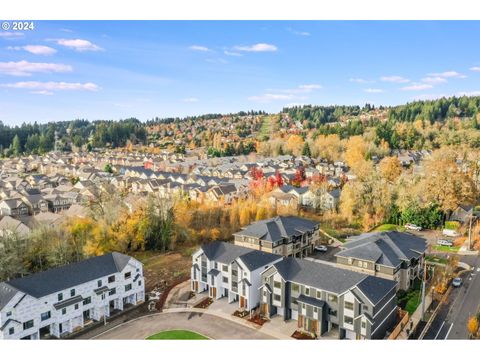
[291,309,298,320]
[345,329,356,340]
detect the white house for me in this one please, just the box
[191,242,282,311]
[0,252,145,340]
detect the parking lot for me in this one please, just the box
[308,246,341,262]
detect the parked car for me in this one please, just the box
[405,223,422,231]
[437,239,453,247]
[452,278,462,287]
[314,245,328,252]
[442,229,460,237]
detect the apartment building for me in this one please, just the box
[259,258,398,340]
[0,252,145,340]
[335,231,427,290]
[191,241,282,311]
[233,216,320,258]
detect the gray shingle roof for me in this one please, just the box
[201,242,252,264]
[53,295,84,310]
[0,282,19,310]
[234,216,319,243]
[337,231,427,267]
[5,252,133,299]
[238,251,282,271]
[354,276,397,305]
[297,294,325,308]
[273,258,367,294]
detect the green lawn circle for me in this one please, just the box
[146,330,209,340]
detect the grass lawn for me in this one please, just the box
[146,330,208,340]
[259,116,271,140]
[404,290,422,315]
[432,245,460,253]
[425,255,448,265]
[373,224,405,232]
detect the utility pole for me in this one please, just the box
[467,215,474,251]
[420,256,427,321]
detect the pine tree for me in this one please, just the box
[302,141,312,157]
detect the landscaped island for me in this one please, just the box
[146,330,208,340]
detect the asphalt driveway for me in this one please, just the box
[92,311,275,340]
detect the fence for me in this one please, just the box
[388,308,409,339]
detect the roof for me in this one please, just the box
[201,241,252,264]
[237,251,282,271]
[336,231,427,268]
[234,216,319,243]
[0,282,19,310]
[4,252,134,299]
[297,294,325,308]
[53,295,83,310]
[354,276,397,305]
[273,258,367,294]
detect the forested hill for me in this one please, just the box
[1,95,479,157]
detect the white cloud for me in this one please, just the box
[0,32,23,39]
[412,93,448,101]
[224,50,242,57]
[0,60,72,76]
[470,67,480,72]
[249,84,321,103]
[2,81,99,92]
[401,83,433,91]
[380,75,410,83]
[349,78,373,84]
[248,93,295,102]
[297,84,322,91]
[427,71,466,79]
[8,45,57,55]
[30,90,53,96]
[189,45,210,52]
[205,58,228,64]
[364,88,384,93]
[56,39,102,52]
[287,28,311,36]
[183,97,199,103]
[234,43,277,52]
[421,76,448,85]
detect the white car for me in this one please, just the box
[314,245,328,252]
[437,239,453,247]
[405,223,422,231]
[442,229,460,237]
[452,278,462,287]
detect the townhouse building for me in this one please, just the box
[191,241,282,311]
[233,216,320,258]
[0,252,145,340]
[334,231,427,290]
[259,258,398,340]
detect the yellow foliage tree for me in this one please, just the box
[467,316,479,337]
[379,156,402,183]
[344,136,367,168]
[285,134,304,157]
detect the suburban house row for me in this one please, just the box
[0,252,145,340]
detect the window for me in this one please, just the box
[70,289,75,297]
[74,304,79,310]
[214,262,218,269]
[362,321,366,329]
[41,311,51,321]
[358,261,363,268]
[302,303,306,309]
[363,262,368,269]
[58,293,63,301]
[222,277,228,283]
[291,283,299,292]
[124,272,131,280]
[62,308,66,315]
[9,328,14,335]
[273,281,281,289]
[108,275,115,283]
[314,307,318,313]
[316,290,321,299]
[232,269,238,276]
[138,281,142,286]
[305,287,310,296]
[6,311,11,317]
[273,294,281,302]
[292,298,298,305]
[344,316,354,325]
[362,304,369,312]
[125,284,132,292]
[328,294,337,304]
[222,265,228,272]
[328,308,337,317]
[109,288,116,296]
[98,280,102,288]
[83,297,91,305]
[344,301,354,310]
[101,294,106,300]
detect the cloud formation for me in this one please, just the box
[189,45,210,52]
[0,32,23,39]
[380,75,410,83]
[421,76,448,84]
[401,83,433,91]
[349,78,373,84]
[183,97,199,103]
[427,71,466,79]
[470,66,480,72]
[8,45,57,55]
[56,39,102,52]
[249,84,321,103]
[2,81,99,92]
[0,60,72,76]
[234,43,277,52]
[364,88,384,93]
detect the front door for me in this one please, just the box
[240,296,246,308]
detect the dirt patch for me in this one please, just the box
[194,297,213,309]
[247,314,268,326]
[291,330,316,340]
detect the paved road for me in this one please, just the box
[309,246,341,262]
[423,255,480,340]
[92,311,275,340]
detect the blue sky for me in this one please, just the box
[1,21,480,125]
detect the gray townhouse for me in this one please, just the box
[191,241,282,311]
[334,231,427,290]
[259,258,398,340]
[233,216,320,258]
[0,252,145,340]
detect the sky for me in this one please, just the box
[1,21,480,125]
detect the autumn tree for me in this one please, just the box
[467,316,479,337]
[344,135,367,168]
[379,156,403,183]
[285,134,304,156]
